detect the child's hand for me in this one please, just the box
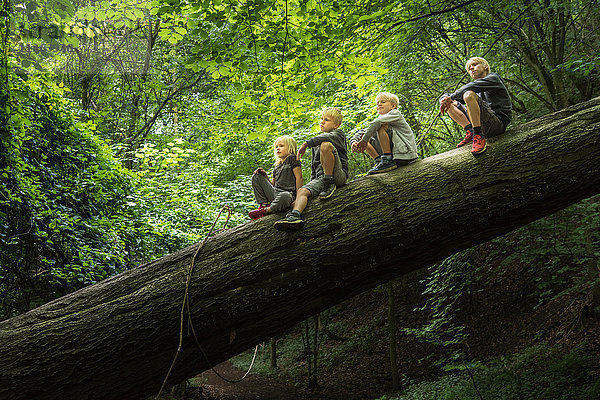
[297,143,308,160]
[351,141,363,153]
[439,96,453,115]
[254,167,267,176]
[354,140,368,153]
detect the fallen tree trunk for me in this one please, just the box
[1,98,599,400]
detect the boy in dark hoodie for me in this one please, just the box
[439,57,512,155]
[274,107,348,231]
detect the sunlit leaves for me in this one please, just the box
[134,138,196,171]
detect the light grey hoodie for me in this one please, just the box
[352,109,418,161]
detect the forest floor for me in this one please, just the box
[177,238,600,400]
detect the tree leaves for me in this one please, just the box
[1,73,139,316]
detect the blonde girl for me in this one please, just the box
[249,136,303,219]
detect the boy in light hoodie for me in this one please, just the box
[351,92,417,174]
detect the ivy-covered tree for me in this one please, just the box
[0,72,144,318]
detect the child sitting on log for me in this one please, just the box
[351,92,418,174]
[439,57,512,154]
[248,136,303,220]
[274,107,348,231]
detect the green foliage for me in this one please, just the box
[5,4,600,396]
[232,308,352,383]
[498,196,600,305]
[0,72,144,317]
[388,344,600,400]
[402,252,478,366]
[232,329,307,380]
[320,319,386,369]
[132,137,252,246]
[402,196,600,369]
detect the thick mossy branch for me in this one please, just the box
[1,98,599,400]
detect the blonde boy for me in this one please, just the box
[351,92,417,174]
[439,57,512,154]
[274,107,348,231]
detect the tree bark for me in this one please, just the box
[1,98,600,400]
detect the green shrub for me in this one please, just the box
[389,344,600,400]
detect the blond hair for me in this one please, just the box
[465,57,490,72]
[375,92,399,108]
[273,136,298,165]
[322,107,343,126]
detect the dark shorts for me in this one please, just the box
[458,97,506,138]
[366,129,393,156]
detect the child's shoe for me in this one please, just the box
[319,181,336,200]
[471,134,487,154]
[274,211,304,231]
[248,204,269,220]
[457,129,473,147]
[368,156,397,175]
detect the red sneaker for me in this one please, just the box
[471,134,487,154]
[457,129,473,147]
[248,205,269,220]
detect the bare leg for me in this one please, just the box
[293,188,311,213]
[463,90,481,127]
[445,102,471,128]
[377,126,392,154]
[365,143,380,159]
[320,142,335,176]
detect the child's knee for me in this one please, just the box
[463,90,477,103]
[280,191,293,204]
[320,141,334,153]
[297,187,311,198]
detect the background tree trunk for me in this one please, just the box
[270,337,277,370]
[1,98,599,400]
[387,281,400,389]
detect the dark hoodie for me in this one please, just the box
[305,128,348,180]
[444,72,512,127]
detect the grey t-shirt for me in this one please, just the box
[273,154,302,193]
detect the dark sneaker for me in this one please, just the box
[248,205,268,220]
[471,134,487,155]
[319,181,336,200]
[457,129,473,147]
[274,212,304,231]
[368,157,397,175]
